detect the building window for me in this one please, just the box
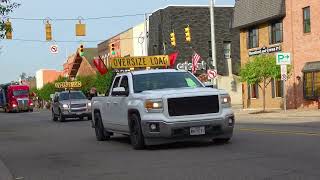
[303,7,311,33]
[303,72,320,99]
[271,79,283,98]
[270,21,283,44]
[248,83,259,99]
[248,28,258,49]
[223,42,231,59]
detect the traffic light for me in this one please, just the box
[79,44,84,57]
[110,43,115,55]
[45,21,52,41]
[184,26,191,42]
[5,19,12,40]
[170,32,176,47]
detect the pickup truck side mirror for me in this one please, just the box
[112,87,129,96]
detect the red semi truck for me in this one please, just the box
[0,83,34,112]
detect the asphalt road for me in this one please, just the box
[0,110,319,180]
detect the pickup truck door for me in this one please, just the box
[102,76,121,130]
[109,76,130,132]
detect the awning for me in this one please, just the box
[302,61,320,72]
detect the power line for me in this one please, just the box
[2,36,145,43]
[8,13,150,21]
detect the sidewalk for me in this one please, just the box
[233,108,320,124]
[0,159,13,180]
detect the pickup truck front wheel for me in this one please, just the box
[94,112,110,141]
[130,114,145,150]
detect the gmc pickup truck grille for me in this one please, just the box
[167,95,219,116]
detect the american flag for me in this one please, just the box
[191,51,201,74]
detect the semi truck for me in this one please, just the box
[0,83,34,113]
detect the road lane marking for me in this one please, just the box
[238,128,320,137]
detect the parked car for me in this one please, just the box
[51,91,92,122]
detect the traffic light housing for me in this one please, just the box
[79,44,84,57]
[76,20,86,36]
[110,43,115,55]
[170,32,176,47]
[45,21,52,41]
[5,19,12,40]
[184,26,191,42]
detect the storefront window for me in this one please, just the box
[303,72,318,99]
[248,83,259,99]
[270,21,283,44]
[272,79,283,98]
[248,28,258,49]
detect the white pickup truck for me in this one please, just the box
[91,69,235,149]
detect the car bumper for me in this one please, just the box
[140,114,235,146]
[62,110,92,118]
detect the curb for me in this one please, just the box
[0,159,13,180]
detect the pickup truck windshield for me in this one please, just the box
[13,90,29,96]
[59,92,86,101]
[133,72,203,93]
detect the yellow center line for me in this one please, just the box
[238,128,320,137]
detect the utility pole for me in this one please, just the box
[144,13,149,56]
[210,0,217,87]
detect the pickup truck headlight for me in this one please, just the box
[87,102,92,107]
[145,99,163,113]
[221,95,231,108]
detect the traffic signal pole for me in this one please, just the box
[210,0,217,87]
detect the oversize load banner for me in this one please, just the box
[110,55,169,69]
[55,81,82,89]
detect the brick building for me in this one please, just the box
[63,48,98,78]
[36,69,62,89]
[234,0,320,109]
[148,5,240,76]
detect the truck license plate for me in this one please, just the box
[190,126,205,135]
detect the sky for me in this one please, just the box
[0,0,235,84]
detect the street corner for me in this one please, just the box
[0,159,14,180]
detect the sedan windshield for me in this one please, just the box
[133,72,203,93]
[59,92,86,101]
[13,90,29,96]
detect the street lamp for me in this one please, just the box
[210,0,217,87]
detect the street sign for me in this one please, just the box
[50,45,59,54]
[281,74,287,81]
[281,64,287,75]
[207,69,217,80]
[276,53,291,65]
[55,81,82,89]
[110,55,169,69]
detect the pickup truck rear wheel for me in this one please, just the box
[130,114,145,150]
[94,112,110,141]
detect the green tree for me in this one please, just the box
[76,75,96,94]
[0,0,20,39]
[94,71,114,94]
[37,83,55,101]
[240,55,289,112]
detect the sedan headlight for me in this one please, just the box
[62,104,69,109]
[145,99,163,112]
[221,95,231,108]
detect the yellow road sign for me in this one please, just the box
[110,55,169,69]
[55,81,82,89]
